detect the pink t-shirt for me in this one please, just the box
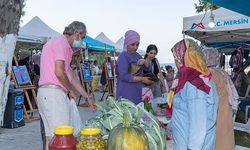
[39,35,73,90]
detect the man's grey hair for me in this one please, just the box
[63,21,87,36]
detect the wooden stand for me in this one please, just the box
[100,62,114,101]
[12,56,39,122]
[105,62,114,97]
[77,53,96,106]
[106,77,114,96]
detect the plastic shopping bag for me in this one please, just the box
[151,97,167,116]
[137,102,157,121]
[69,99,83,136]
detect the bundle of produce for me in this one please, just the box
[82,96,166,150]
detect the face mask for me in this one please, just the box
[72,39,83,48]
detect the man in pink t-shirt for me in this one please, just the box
[37,21,95,150]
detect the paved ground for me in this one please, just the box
[0,91,101,150]
[0,91,249,150]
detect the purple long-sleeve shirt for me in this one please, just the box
[116,51,143,104]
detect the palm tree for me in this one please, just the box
[0,0,25,125]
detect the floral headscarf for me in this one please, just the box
[203,47,239,109]
[171,38,211,94]
[202,47,221,67]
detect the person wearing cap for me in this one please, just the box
[116,30,154,104]
[37,21,95,150]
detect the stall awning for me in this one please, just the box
[84,36,115,52]
[205,0,250,17]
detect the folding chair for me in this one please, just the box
[234,119,250,135]
[245,105,250,123]
[233,100,250,135]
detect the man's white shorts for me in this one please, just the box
[37,85,70,137]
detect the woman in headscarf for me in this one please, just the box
[170,38,218,150]
[203,47,238,150]
[116,30,153,104]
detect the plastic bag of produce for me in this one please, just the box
[151,97,167,116]
[137,102,156,121]
[69,99,83,136]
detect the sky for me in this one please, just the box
[20,0,199,63]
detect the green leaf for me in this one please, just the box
[145,131,158,150]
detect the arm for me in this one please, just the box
[69,68,88,99]
[69,68,96,111]
[55,60,74,92]
[117,53,154,85]
[155,58,165,85]
[187,89,207,150]
[116,53,134,82]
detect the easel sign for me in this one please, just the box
[106,62,113,78]
[12,55,39,122]
[76,50,96,107]
[82,62,93,80]
[105,61,114,97]
[12,66,31,87]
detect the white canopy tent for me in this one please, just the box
[95,32,146,56]
[18,16,61,44]
[184,8,250,68]
[115,37,146,56]
[183,8,250,45]
[95,32,119,49]
[115,37,124,50]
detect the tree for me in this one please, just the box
[0,0,25,125]
[195,0,219,13]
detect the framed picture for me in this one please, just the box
[82,62,93,80]
[12,65,31,87]
[106,62,113,78]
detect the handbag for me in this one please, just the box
[142,72,159,86]
[143,72,159,82]
[128,64,142,75]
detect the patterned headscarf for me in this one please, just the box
[202,47,221,67]
[172,39,210,75]
[203,47,239,109]
[123,30,140,51]
[171,39,186,66]
[171,38,211,94]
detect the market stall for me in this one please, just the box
[183,8,250,47]
[18,16,61,44]
[183,7,250,67]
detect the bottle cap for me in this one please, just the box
[81,128,100,135]
[54,126,73,135]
